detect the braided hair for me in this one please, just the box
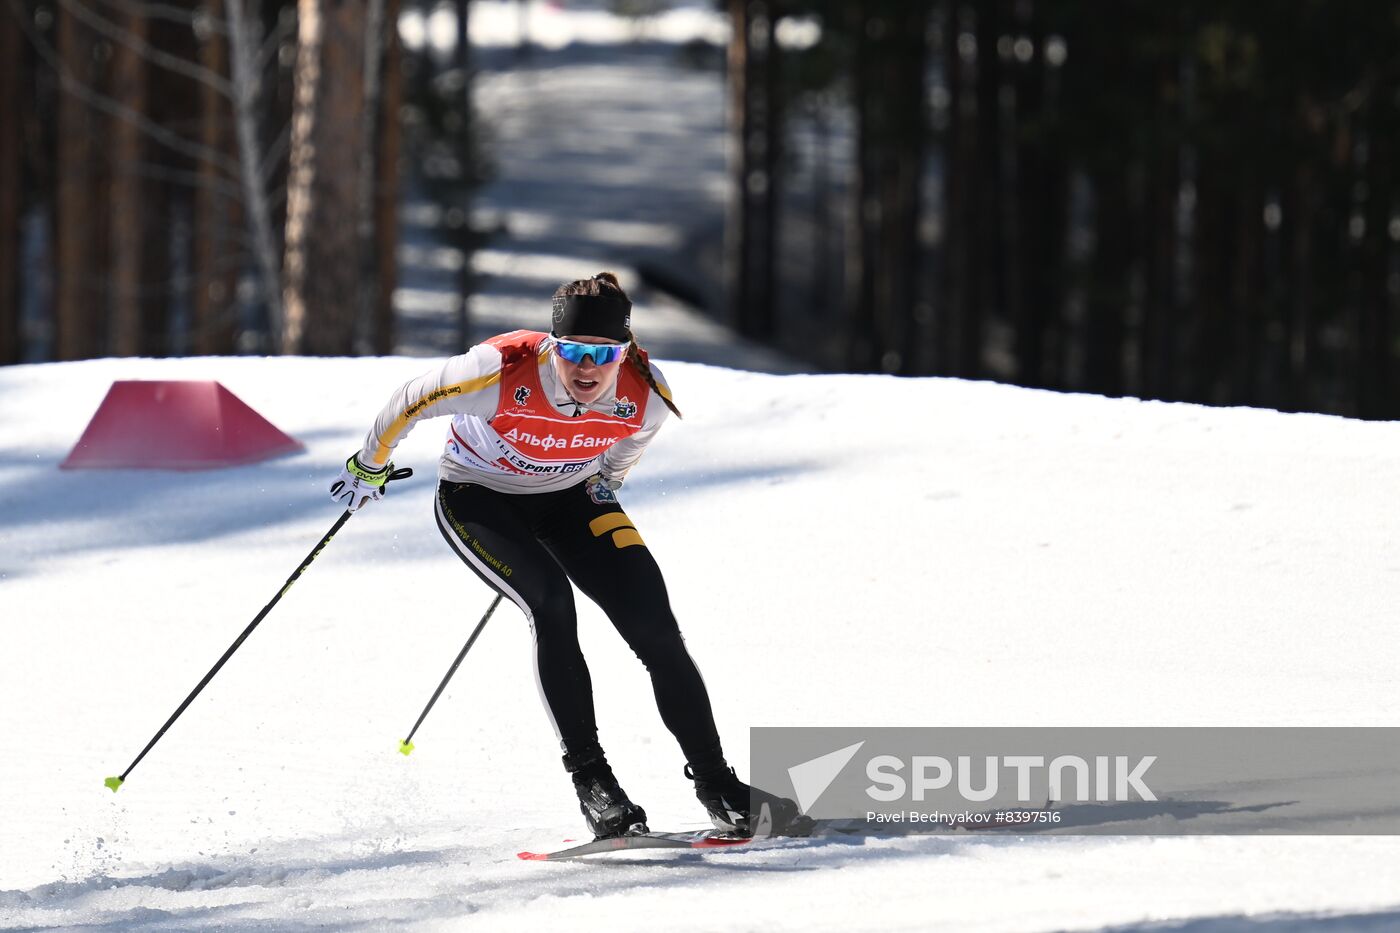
[551,272,683,418]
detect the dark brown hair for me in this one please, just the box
[552,272,682,418]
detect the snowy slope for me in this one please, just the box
[3,356,1400,932]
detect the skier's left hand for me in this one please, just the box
[584,472,622,505]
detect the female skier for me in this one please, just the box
[330,272,799,839]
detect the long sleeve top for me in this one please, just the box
[357,330,672,494]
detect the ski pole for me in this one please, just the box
[398,592,503,755]
[104,466,413,792]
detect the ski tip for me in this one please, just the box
[398,740,415,756]
[516,851,547,861]
[104,776,123,793]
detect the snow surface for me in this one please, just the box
[4,356,1400,931]
[404,0,729,53]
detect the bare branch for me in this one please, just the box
[113,158,244,199]
[56,0,235,98]
[7,0,242,177]
[253,7,296,81]
[257,119,291,187]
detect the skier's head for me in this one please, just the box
[551,272,632,344]
[549,272,681,417]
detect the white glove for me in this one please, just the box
[584,472,622,505]
[330,454,391,511]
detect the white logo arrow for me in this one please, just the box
[787,741,866,812]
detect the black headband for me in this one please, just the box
[550,293,632,342]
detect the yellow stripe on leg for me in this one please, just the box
[589,512,634,537]
[610,528,645,549]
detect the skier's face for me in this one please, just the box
[552,335,627,405]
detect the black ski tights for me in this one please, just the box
[434,480,725,772]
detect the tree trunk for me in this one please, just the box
[373,0,404,355]
[108,5,147,357]
[452,0,473,348]
[145,13,206,357]
[1357,100,1395,420]
[940,2,974,376]
[55,2,102,360]
[970,0,1003,378]
[1084,166,1129,396]
[725,0,777,342]
[0,14,21,364]
[456,0,469,64]
[1014,3,1062,388]
[1190,167,1230,404]
[283,0,366,355]
[1285,165,1314,412]
[355,0,387,353]
[228,0,286,350]
[281,0,321,353]
[844,2,872,370]
[1139,54,1179,401]
[1229,182,1262,406]
[846,2,927,373]
[193,0,239,355]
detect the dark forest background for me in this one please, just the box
[730,0,1400,419]
[3,0,1399,420]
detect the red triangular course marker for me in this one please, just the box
[61,380,305,470]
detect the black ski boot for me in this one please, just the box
[685,764,808,837]
[564,750,648,839]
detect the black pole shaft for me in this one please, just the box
[114,510,353,783]
[112,466,413,786]
[403,593,503,746]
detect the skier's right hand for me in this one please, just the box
[330,453,391,511]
